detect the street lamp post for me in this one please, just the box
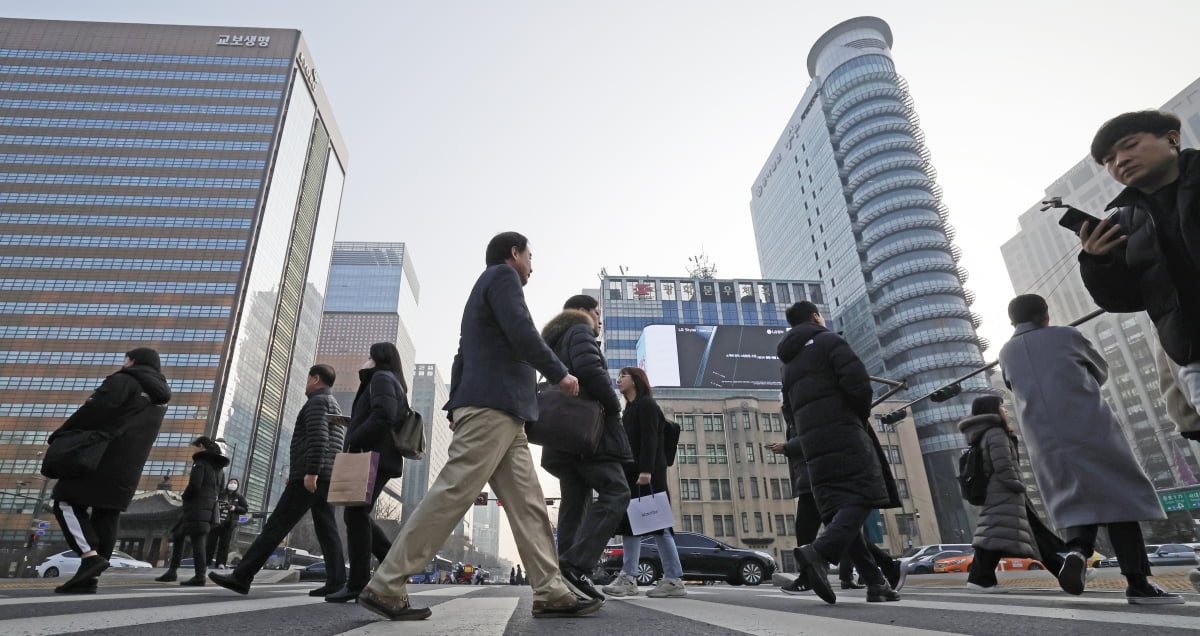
[16,465,51,577]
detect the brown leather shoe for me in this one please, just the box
[531,595,602,618]
[357,588,432,621]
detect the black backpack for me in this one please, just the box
[662,413,682,466]
[957,441,990,506]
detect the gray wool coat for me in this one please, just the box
[999,323,1166,529]
[959,414,1036,558]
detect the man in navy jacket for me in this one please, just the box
[357,232,601,621]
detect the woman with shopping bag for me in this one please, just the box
[601,367,686,599]
[325,342,410,603]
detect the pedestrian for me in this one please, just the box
[209,365,347,597]
[49,347,171,594]
[540,295,633,601]
[999,294,1183,604]
[206,477,248,569]
[957,397,1039,593]
[156,437,228,585]
[514,564,523,586]
[326,342,410,603]
[355,232,599,621]
[777,301,901,605]
[601,366,687,599]
[510,566,516,585]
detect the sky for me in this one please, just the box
[6,0,1200,564]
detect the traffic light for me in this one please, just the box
[929,384,963,403]
[25,532,38,549]
[880,409,907,426]
[474,492,488,506]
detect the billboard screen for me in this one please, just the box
[635,324,788,389]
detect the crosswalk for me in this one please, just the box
[1,582,1197,635]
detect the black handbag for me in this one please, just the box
[526,382,604,455]
[391,408,426,460]
[40,428,116,479]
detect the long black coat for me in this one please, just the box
[615,396,671,536]
[778,322,899,518]
[345,368,407,480]
[958,414,1036,557]
[1079,148,1200,365]
[539,310,634,466]
[178,449,229,535]
[51,365,171,511]
[780,408,811,497]
[443,264,569,422]
[287,388,346,482]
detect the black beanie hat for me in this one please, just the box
[125,347,161,371]
[971,395,1003,416]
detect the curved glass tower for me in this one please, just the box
[751,16,991,540]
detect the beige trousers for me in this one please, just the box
[365,405,573,603]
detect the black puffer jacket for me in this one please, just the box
[780,408,810,497]
[288,388,346,482]
[1080,148,1200,365]
[614,395,671,536]
[958,414,1036,557]
[178,448,229,535]
[346,368,407,480]
[778,322,899,518]
[51,365,171,511]
[539,310,633,466]
[216,487,248,527]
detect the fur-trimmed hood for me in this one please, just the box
[540,309,595,347]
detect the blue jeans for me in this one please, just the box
[621,529,683,580]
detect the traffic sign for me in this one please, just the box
[36,521,49,529]
[1158,486,1200,511]
[35,529,45,536]
[238,515,250,523]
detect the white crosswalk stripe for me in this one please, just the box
[336,597,518,635]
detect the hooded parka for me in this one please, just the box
[51,352,171,511]
[177,448,229,536]
[538,310,634,466]
[958,414,1036,558]
[777,321,899,518]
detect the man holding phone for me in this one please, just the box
[1078,111,1200,433]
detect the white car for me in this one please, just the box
[37,550,153,578]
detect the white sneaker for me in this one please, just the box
[601,572,639,597]
[1189,568,1200,594]
[965,582,1008,594]
[646,577,687,598]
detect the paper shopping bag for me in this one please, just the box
[626,489,674,535]
[327,451,379,507]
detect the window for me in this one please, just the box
[715,444,727,464]
[682,515,704,534]
[896,514,917,536]
[684,444,698,464]
[770,479,782,500]
[678,414,695,431]
[737,477,745,499]
[785,515,795,535]
[896,478,910,500]
[781,480,792,499]
[720,479,731,500]
[741,512,749,533]
[680,479,701,500]
[733,442,740,463]
[702,414,724,431]
[723,515,734,538]
[709,479,722,501]
[750,478,760,498]
[746,446,755,463]
[775,514,787,536]
[886,445,902,464]
[754,512,764,533]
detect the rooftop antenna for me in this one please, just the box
[686,252,717,280]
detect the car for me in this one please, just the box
[1146,544,1200,566]
[37,550,152,578]
[905,548,972,575]
[299,561,328,581]
[933,554,1044,574]
[599,532,776,586]
[898,544,973,566]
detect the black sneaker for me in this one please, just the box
[208,571,251,595]
[56,556,109,593]
[309,583,343,597]
[795,545,836,605]
[560,564,605,602]
[1057,552,1087,596]
[840,580,865,590]
[866,582,900,602]
[780,577,809,595]
[1126,584,1185,605]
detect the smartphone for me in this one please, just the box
[1057,207,1105,234]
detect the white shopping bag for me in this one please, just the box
[626,489,674,535]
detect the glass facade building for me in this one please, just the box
[1000,75,1200,538]
[749,17,989,541]
[0,18,347,547]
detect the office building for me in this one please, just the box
[749,16,990,541]
[403,364,453,524]
[316,242,419,407]
[472,494,501,561]
[999,76,1200,503]
[0,18,346,550]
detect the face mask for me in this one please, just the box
[227,482,238,491]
